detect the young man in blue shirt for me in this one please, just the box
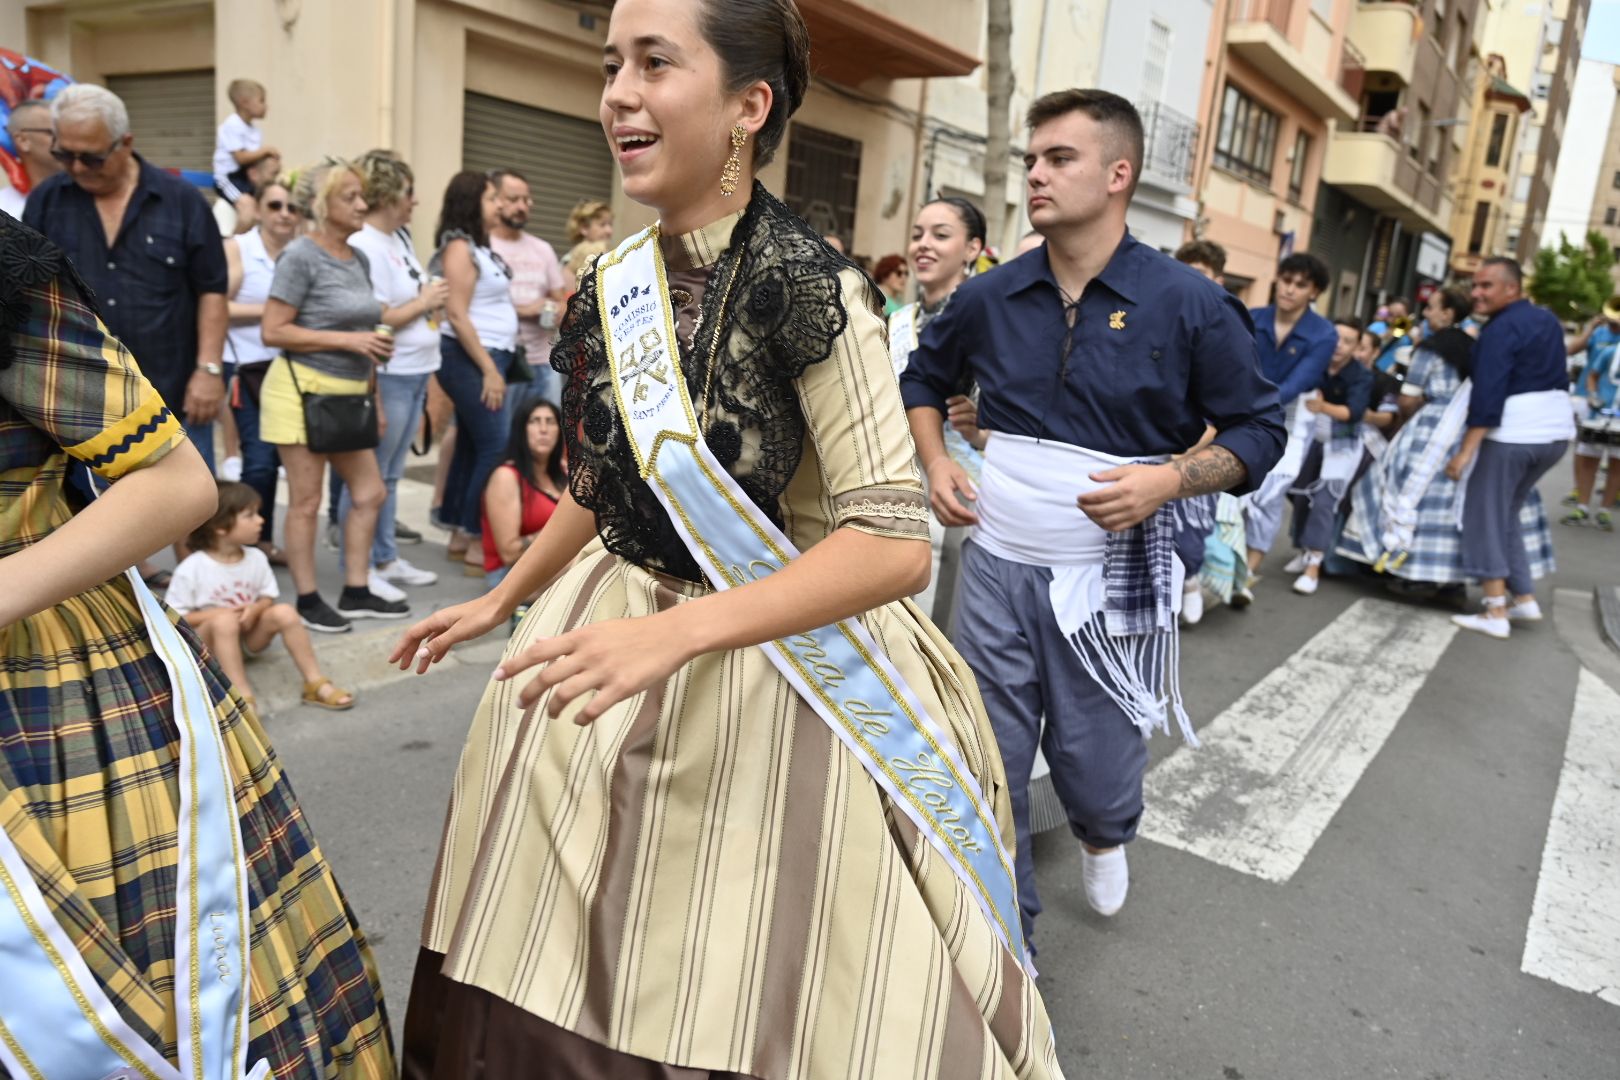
[1242,252,1338,590]
[901,90,1283,942]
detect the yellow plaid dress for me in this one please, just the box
[0,216,394,1077]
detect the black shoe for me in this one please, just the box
[394,521,425,545]
[335,588,410,620]
[299,599,352,634]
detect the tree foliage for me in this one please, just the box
[1527,230,1616,323]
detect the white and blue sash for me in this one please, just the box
[597,228,1027,965]
[0,569,267,1080]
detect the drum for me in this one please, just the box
[1578,413,1620,447]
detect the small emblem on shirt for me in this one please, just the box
[1109,310,1127,330]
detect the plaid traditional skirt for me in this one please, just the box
[0,574,395,1078]
[1337,399,1555,584]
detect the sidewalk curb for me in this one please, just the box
[253,619,509,716]
[1597,585,1620,655]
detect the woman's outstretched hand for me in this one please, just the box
[493,614,696,725]
[390,595,508,674]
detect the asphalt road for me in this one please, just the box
[264,464,1620,1078]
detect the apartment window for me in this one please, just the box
[1612,169,1620,189]
[1468,201,1490,255]
[1533,72,1552,99]
[1607,207,1617,226]
[1142,20,1172,105]
[1411,104,1430,162]
[1215,84,1280,184]
[1450,16,1466,68]
[784,125,863,247]
[1514,174,1533,202]
[1485,113,1509,167]
[1311,0,1334,21]
[1288,131,1311,202]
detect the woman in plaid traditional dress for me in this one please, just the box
[1338,288,1554,587]
[0,212,394,1077]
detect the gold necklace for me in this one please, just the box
[698,253,743,427]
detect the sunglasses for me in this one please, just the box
[50,140,122,169]
[262,199,291,212]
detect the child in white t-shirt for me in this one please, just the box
[212,79,277,224]
[169,482,354,712]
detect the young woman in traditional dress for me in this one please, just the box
[0,214,393,1076]
[390,0,1063,1076]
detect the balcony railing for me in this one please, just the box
[1139,100,1200,187]
[1228,0,1293,33]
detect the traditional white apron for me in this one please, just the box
[596,228,1028,967]
[0,568,267,1080]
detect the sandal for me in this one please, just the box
[301,678,356,712]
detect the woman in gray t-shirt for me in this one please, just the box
[261,160,409,635]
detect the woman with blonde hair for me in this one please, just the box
[260,159,411,636]
[342,149,448,594]
[561,197,614,276]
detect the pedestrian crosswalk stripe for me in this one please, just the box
[1521,668,1620,1007]
[1139,598,1458,883]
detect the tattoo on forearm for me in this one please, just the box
[1171,445,1247,497]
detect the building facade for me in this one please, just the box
[1543,58,1618,252]
[1192,0,1358,304]
[1447,54,1534,279]
[1581,67,1620,289]
[1312,0,1478,317]
[1480,0,1590,261]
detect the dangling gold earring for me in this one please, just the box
[721,125,748,197]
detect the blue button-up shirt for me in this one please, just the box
[1467,298,1569,428]
[1251,304,1339,404]
[24,155,227,409]
[899,232,1284,495]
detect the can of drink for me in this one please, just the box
[426,276,445,330]
[374,323,394,337]
[539,299,560,331]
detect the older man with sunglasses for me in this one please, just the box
[23,84,228,488]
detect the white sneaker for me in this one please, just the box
[366,570,408,603]
[1451,611,1510,639]
[1081,846,1129,916]
[219,455,243,482]
[1507,598,1543,622]
[1283,552,1309,575]
[1181,584,1205,626]
[376,557,438,587]
[1292,572,1319,596]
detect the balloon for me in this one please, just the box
[1,48,74,194]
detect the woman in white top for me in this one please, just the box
[343,150,449,593]
[224,178,300,565]
[430,170,521,550]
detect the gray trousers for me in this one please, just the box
[1461,439,1566,595]
[953,540,1149,945]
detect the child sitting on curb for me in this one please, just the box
[168,482,356,712]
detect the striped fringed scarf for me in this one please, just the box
[1064,498,1200,746]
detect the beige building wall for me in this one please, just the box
[1586,86,1620,289]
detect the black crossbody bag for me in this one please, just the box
[284,358,379,454]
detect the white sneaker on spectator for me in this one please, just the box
[1283,552,1309,575]
[219,455,243,482]
[1081,847,1129,916]
[366,570,407,603]
[1292,573,1319,596]
[1451,612,1510,639]
[1507,598,1543,622]
[1180,583,1205,626]
[376,557,438,587]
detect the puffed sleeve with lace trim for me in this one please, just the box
[0,216,185,480]
[792,267,931,542]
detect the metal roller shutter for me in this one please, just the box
[107,70,216,174]
[462,92,615,252]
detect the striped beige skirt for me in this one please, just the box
[405,544,1065,1079]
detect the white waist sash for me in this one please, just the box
[0,569,267,1079]
[1486,388,1577,444]
[596,228,1027,967]
[974,434,1195,743]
